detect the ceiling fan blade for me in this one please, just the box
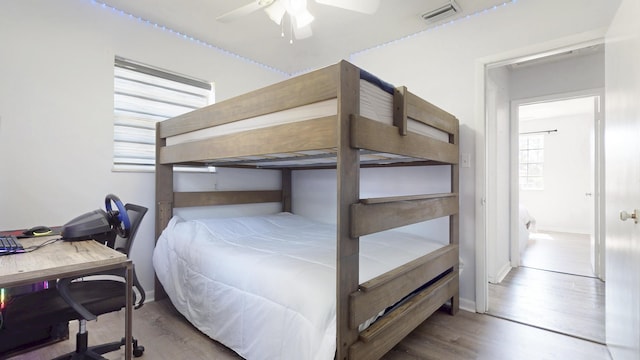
[216,0,274,23]
[315,0,380,14]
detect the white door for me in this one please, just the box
[605,0,640,358]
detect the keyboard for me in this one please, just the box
[0,235,25,255]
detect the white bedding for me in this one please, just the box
[519,205,536,255]
[153,212,445,360]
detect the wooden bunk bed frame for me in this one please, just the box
[154,60,459,360]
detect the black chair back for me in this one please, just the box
[113,203,148,257]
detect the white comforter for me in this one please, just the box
[518,205,537,255]
[153,212,444,360]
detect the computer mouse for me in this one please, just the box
[23,226,52,236]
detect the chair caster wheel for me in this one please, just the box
[133,345,145,357]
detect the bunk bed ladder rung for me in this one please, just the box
[351,193,458,237]
[172,190,282,208]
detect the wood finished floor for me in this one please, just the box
[488,231,605,344]
[9,299,611,360]
[521,231,594,277]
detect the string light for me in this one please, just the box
[90,0,518,77]
[89,0,288,76]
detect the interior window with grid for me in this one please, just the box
[519,134,544,190]
[113,57,214,172]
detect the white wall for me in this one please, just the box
[520,113,594,234]
[349,0,619,307]
[0,0,286,298]
[0,0,620,309]
[510,51,605,101]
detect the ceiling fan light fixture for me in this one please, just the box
[285,0,315,28]
[265,1,286,25]
[287,0,307,14]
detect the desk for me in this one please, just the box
[0,236,133,360]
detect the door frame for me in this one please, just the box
[475,37,606,313]
[509,91,605,277]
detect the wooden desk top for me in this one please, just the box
[0,236,129,288]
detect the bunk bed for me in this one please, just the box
[153,60,460,360]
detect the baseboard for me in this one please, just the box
[497,261,512,283]
[144,290,155,303]
[459,298,476,313]
[489,261,512,284]
[536,228,590,236]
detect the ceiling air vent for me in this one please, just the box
[421,0,461,23]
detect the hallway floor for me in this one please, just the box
[488,231,605,343]
[521,231,594,277]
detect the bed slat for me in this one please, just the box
[173,190,282,208]
[350,244,458,327]
[351,116,458,165]
[350,193,458,237]
[350,271,459,360]
[159,117,337,164]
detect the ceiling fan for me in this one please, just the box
[216,0,380,42]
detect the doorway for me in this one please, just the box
[478,43,607,344]
[487,94,606,343]
[514,96,601,278]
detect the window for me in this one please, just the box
[113,57,214,171]
[519,134,544,190]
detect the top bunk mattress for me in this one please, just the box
[153,212,447,360]
[167,79,448,146]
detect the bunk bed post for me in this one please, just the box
[336,61,361,360]
[282,168,292,213]
[449,121,460,315]
[155,122,173,301]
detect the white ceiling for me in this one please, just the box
[99,0,509,74]
[519,97,597,122]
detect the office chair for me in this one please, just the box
[2,202,148,359]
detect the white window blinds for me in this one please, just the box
[113,57,213,171]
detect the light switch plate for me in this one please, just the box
[461,153,470,168]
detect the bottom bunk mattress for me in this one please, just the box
[153,212,446,360]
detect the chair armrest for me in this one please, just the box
[56,277,98,321]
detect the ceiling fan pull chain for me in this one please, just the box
[289,14,294,44]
